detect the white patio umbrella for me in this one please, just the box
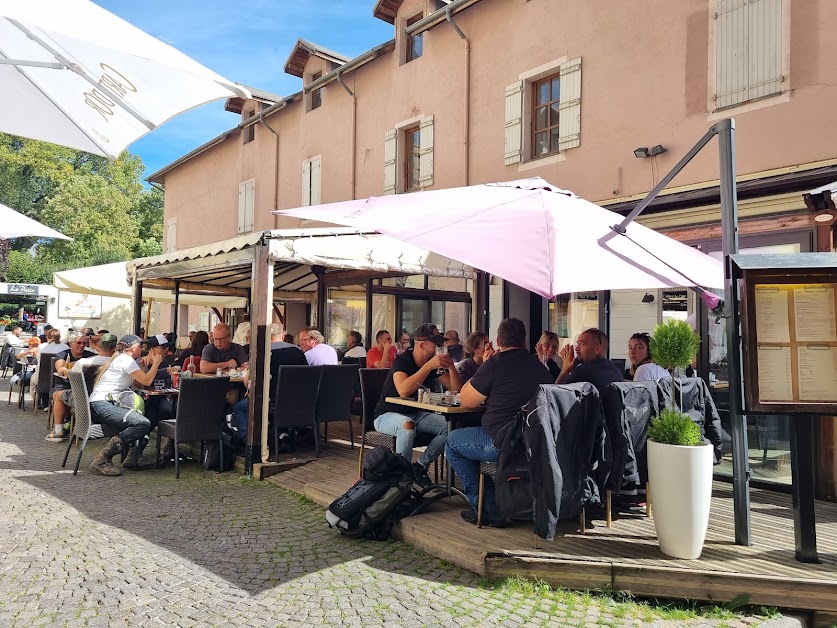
[0,202,71,240]
[0,0,250,159]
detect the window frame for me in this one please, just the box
[530,72,561,160]
[406,14,424,63]
[403,124,421,193]
[310,71,323,111]
[242,110,255,144]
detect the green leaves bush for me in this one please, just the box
[649,319,700,371]
[648,408,702,446]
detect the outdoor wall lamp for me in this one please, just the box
[813,211,837,226]
[641,292,655,303]
[649,144,668,156]
[633,145,668,158]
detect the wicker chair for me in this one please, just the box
[271,365,323,458]
[356,368,394,475]
[316,364,359,447]
[156,376,229,479]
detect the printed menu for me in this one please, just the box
[755,288,790,343]
[794,287,837,342]
[756,346,793,401]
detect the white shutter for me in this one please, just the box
[302,159,312,206]
[419,114,434,188]
[557,57,582,151]
[165,217,177,253]
[383,129,397,195]
[238,180,254,233]
[747,0,782,101]
[504,81,523,165]
[310,157,322,206]
[714,0,749,109]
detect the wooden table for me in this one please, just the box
[384,397,484,414]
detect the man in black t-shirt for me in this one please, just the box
[556,328,623,393]
[373,323,462,485]
[446,318,554,526]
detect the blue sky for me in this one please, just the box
[95,0,393,180]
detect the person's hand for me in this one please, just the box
[427,353,443,371]
[535,343,544,361]
[228,359,237,369]
[483,342,496,361]
[382,340,392,355]
[438,354,455,370]
[559,344,575,370]
[150,353,163,367]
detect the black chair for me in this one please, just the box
[34,354,57,428]
[271,365,323,459]
[62,370,123,475]
[316,364,359,448]
[357,368,394,475]
[156,376,229,479]
[1,341,17,378]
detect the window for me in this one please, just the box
[309,71,323,111]
[505,57,581,165]
[406,14,423,62]
[238,179,255,234]
[302,156,321,206]
[242,110,255,144]
[404,125,421,192]
[165,217,177,253]
[714,0,783,110]
[532,73,561,158]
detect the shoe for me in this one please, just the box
[89,436,123,476]
[411,462,432,489]
[45,432,68,442]
[460,509,511,528]
[122,455,156,471]
[157,436,174,468]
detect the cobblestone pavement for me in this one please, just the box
[0,383,803,627]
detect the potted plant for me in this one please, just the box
[647,319,712,560]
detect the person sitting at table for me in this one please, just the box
[446,317,554,526]
[373,323,462,487]
[88,335,163,476]
[444,330,465,362]
[46,334,96,442]
[625,332,669,382]
[535,331,561,380]
[555,328,623,393]
[343,330,367,361]
[200,323,247,374]
[32,328,67,410]
[13,336,40,388]
[366,329,396,368]
[299,326,338,366]
[396,330,411,355]
[138,335,177,453]
[175,330,208,370]
[456,331,489,384]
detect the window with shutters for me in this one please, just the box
[165,217,177,253]
[404,125,421,192]
[713,0,784,111]
[309,71,323,111]
[505,57,581,167]
[384,115,434,194]
[302,156,322,206]
[238,179,255,234]
[242,110,255,144]
[406,14,423,63]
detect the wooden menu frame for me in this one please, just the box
[740,267,837,414]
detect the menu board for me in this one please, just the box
[752,282,837,407]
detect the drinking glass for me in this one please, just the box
[435,345,448,375]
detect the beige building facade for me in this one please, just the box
[149,0,837,495]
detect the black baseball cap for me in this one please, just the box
[142,334,172,350]
[413,323,445,347]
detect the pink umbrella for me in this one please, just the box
[275,177,723,298]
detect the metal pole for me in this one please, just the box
[717,118,751,546]
[790,415,820,562]
[172,280,180,337]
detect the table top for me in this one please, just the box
[139,388,179,396]
[385,396,484,414]
[193,373,246,383]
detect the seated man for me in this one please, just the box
[446,318,554,526]
[444,329,465,363]
[555,328,623,393]
[342,330,367,361]
[46,334,96,442]
[138,334,177,431]
[373,324,461,486]
[200,323,248,373]
[366,329,396,368]
[299,326,338,366]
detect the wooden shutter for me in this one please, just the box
[747,0,782,101]
[165,217,177,253]
[419,114,434,188]
[557,57,582,151]
[714,0,749,109]
[504,81,523,165]
[310,157,322,206]
[383,129,397,195]
[237,180,254,233]
[302,159,311,206]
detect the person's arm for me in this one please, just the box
[555,344,577,384]
[393,356,442,397]
[371,342,392,368]
[15,347,30,360]
[199,346,237,373]
[131,353,163,387]
[437,354,462,392]
[459,380,487,408]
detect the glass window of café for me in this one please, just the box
[548,292,600,348]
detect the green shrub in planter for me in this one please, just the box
[647,408,701,446]
[649,319,700,372]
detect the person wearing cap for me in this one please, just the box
[365,330,395,368]
[49,335,118,442]
[200,323,248,374]
[372,323,462,486]
[138,334,177,433]
[87,334,164,476]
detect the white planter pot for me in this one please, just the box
[647,439,714,559]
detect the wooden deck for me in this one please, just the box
[267,423,837,613]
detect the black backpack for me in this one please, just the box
[203,431,236,472]
[326,446,420,540]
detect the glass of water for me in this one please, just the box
[436,345,448,375]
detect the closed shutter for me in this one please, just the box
[419,114,434,188]
[557,57,582,151]
[302,159,311,206]
[383,129,397,195]
[714,0,781,109]
[165,217,176,253]
[504,81,523,165]
[310,157,321,206]
[238,180,254,233]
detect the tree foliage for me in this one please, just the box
[649,319,700,371]
[0,133,163,281]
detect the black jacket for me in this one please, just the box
[600,380,660,493]
[656,377,725,463]
[498,383,609,541]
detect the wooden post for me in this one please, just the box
[144,298,153,336]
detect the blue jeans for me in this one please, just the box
[232,398,249,440]
[373,411,448,467]
[90,400,153,445]
[445,427,500,514]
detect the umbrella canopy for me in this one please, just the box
[275,177,724,298]
[0,202,71,240]
[0,0,250,159]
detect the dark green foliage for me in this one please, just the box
[648,408,702,446]
[649,320,700,371]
